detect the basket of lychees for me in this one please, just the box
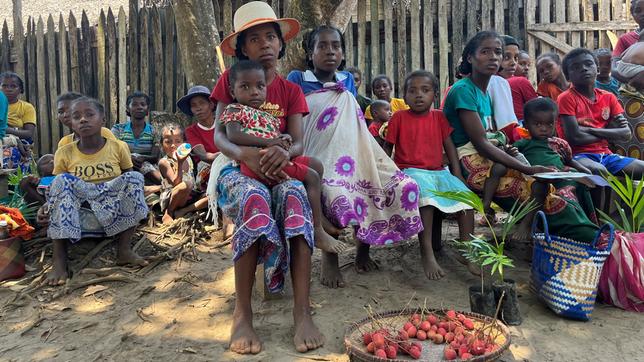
[344,307,510,361]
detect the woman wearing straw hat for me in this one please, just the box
[210,1,324,355]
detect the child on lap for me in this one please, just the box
[384,70,476,280]
[557,48,644,178]
[220,60,346,254]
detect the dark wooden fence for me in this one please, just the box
[0,0,637,156]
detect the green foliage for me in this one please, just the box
[434,190,538,284]
[2,168,40,222]
[597,173,643,233]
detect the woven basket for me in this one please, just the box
[531,211,614,321]
[344,309,510,361]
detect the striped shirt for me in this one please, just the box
[111,121,157,156]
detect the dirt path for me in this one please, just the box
[1,219,643,362]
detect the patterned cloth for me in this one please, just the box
[301,83,422,245]
[217,165,314,293]
[615,85,644,160]
[219,103,281,139]
[402,168,472,213]
[2,135,31,173]
[47,172,148,242]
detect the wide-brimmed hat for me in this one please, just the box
[176,85,211,116]
[219,1,300,56]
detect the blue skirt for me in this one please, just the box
[402,168,472,213]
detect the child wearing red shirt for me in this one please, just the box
[367,100,392,147]
[384,70,476,280]
[557,48,643,177]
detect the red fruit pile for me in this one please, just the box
[361,327,424,360]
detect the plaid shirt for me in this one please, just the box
[111,121,157,156]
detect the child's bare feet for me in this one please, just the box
[116,249,149,267]
[293,309,325,352]
[320,252,345,288]
[321,217,341,237]
[161,211,174,225]
[47,240,69,286]
[229,309,262,354]
[422,252,445,280]
[354,243,378,273]
[314,227,348,254]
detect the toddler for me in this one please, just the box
[220,60,346,254]
[367,100,392,147]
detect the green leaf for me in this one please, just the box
[597,209,624,231]
[616,205,633,232]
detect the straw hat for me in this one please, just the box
[219,1,300,56]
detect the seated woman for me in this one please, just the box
[0,72,36,172]
[443,31,601,243]
[41,97,149,285]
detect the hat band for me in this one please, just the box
[235,17,282,32]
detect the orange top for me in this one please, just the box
[537,81,567,101]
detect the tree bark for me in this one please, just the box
[282,0,357,73]
[173,0,220,89]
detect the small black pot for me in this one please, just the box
[469,285,496,317]
[493,279,522,325]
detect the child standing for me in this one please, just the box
[384,70,476,280]
[158,123,207,224]
[557,48,643,178]
[536,53,570,100]
[221,60,346,254]
[593,48,621,96]
[367,100,392,146]
[364,75,409,122]
[515,51,532,78]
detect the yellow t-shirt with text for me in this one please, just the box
[57,127,117,149]
[364,97,409,120]
[53,138,133,183]
[7,100,37,128]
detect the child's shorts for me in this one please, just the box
[573,153,636,174]
[241,155,311,186]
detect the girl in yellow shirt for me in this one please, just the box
[0,72,36,140]
[42,97,149,285]
[363,74,409,123]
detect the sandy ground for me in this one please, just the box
[1,217,644,362]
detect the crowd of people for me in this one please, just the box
[0,0,642,356]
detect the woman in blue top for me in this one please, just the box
[288,25,422,288]
[443,31,601,242]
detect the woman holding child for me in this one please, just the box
[443,31,601,243]
[210,2,323,354]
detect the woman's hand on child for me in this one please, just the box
[36,204,50,227]
[526,165,558,175]
[504,145,520,157]
[259,145,290,178]
[243,147,288,183]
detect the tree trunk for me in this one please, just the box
[173,0,220,89]
[282,0,357,74]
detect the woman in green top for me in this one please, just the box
[443,31,600,242]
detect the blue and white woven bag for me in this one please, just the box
[531,211,614,321]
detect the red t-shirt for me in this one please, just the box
[508,76,537,120]
[612,31,639,57]
[385,109,452,170]
[185,123,218,163]
[557,87,624,155]
[211,68,309,133]
[368,121,383,137]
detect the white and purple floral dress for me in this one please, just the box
[291,74,422,245]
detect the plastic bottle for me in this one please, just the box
[175,143,192,158]
[0,220,9,239]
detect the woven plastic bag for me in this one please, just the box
[531,211,614,321]
[598,231,644,312]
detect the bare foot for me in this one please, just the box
[354,243,378,273]
[161,211,174,225]
[229,309,262,354]
[321,216,341,237]
[46,263,69,286]
[117,249,149,267]
[452,250,482,276]
[320,252,345,288]
[144,185,161,196]
[314,227,348,254]
[293,309,325,353]
[174,207,189,219]
[224,222,235,240]
[421,252,445,280]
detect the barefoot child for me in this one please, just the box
[158,123,208,224]
[221,60,346,254]
[364,75,409,122]
[384,70,475,280]
[536,52,570,100]
[367,100,392,147]
[45,97,148,285]
[514,97,600,241]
